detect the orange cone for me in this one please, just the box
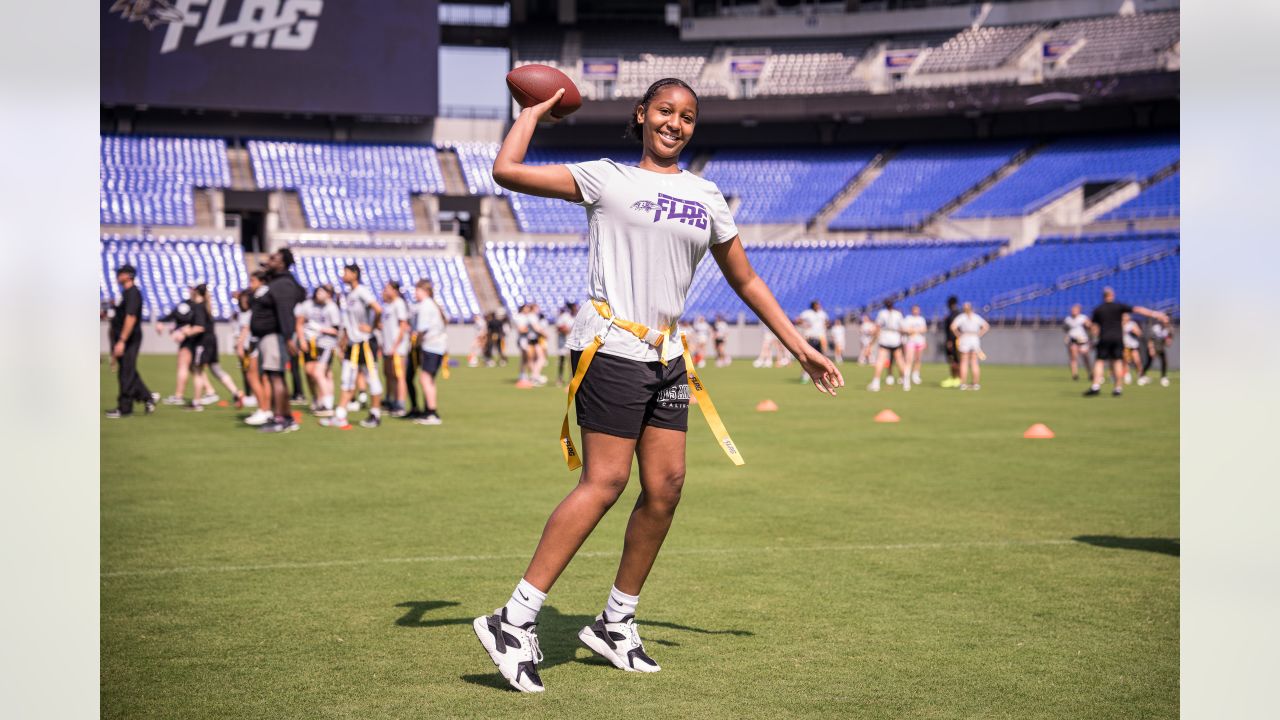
[755,399,778,412]
[1023,423,1055,439]
[514,379,534,389]
[217,400,229,407]
[291,410,303,423]
[874,409,900,423]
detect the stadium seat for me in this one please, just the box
[100,235,246,320]
[100,136,230,226]
[292,254,481,322]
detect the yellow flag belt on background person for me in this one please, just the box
[559,301,744,471]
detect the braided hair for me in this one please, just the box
[624,78,698,142]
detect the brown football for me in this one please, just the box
[506,64,583,119]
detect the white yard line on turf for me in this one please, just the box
[101,539,1077,579]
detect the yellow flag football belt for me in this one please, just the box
[558,300,744,471]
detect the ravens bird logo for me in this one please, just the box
[630,200,657,212]
[110,0,184,30]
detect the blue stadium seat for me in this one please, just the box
[700,147,879,225]
[952,134,1179,218]
[830,141,1028,229]
[100,136,230,226]
[903,231,1180,321]
[248,141,446,231]
[1096,172,1180,221]
[100,235,246,320]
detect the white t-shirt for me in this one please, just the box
[859,320,876,340]
[555,310,574,350]
[381,297,410,354]
[342,284,379,343]
[564,158,739,362]
[1064,314,1089,343]
[298,299,341,348]
[875,308,905,347]
[952,312,988,337]
[1150,321,1170,342]
[798,309,829,341]
[415,299,449,354]
[829,323,845,345]
[1123,320,1142,349]
[902,315,928,345]
[693,318,712,341]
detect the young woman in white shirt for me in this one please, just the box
[471,78,843,693]
[949,302,990,390]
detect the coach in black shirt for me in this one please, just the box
[1084,286,1170,397]
[106,265,154,418]
[941,296,961,387]
[251,249,307,431]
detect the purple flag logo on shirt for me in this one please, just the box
[654,193,708,229]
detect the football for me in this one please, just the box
[505,64,582,119]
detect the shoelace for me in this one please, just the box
[528,628,544,663]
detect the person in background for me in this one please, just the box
[1083,287,1170,397]
[940,296,962,388]
[692,315,712,368]
[154,288,197,405]
[797,300,829,384]
[240,271,274,426]
[1063,303,1091,381]
[321,263,385,429]
[868,300,907,392]
[713,314,731,367]
[232,290,260,409]
[828,314,846,365]
[1144,317,1173,387]
[857,314,877,366]
[412,279,449,426]
[555,301,579,386]
[106,264,156,418]
[380,280,412,417]
[468,313,487,367]
[252,249,307,432]
[1122,312,1144,386]
[295,285,341,417]
[486,310,509,367]
[950,302,989,390]
[188,283,245,407]
[901,305,928,387]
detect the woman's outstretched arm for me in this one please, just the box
[492,88,582,201]
[711,236,844,395]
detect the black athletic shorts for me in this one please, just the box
[879,343,902,353]
[192,335,218,367]
[570,349,689,438]
[807,338,823,353]
[1095,339,1124,361]
[418,349,444,377]
[344,337,380,367]
[944,339,959,363]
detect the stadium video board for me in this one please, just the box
[101,0,439,117]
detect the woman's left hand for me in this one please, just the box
[798,348,844,396]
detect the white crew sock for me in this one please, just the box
[336,406,348,420]
[322,395,333,410]
[370,406,381,418]
[503,578,547,627]
[603,585,639,622]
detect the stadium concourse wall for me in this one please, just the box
[98,321,1179,369]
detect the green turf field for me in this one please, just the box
[101,355,1178,719]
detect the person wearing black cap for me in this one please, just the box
[251,248,307,432]
[106,265,155,418]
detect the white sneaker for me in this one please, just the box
[912,372,922,385]
[960,384,971,391]
[163,395,185,406]
[866,380,881,392]
[578,614,660,673]
[199,393,220,406]
[903,379,911,392]
[972,384,981,391]
[1124,374,1133,385]
[414,414,443,426]
[1137,376,1152,386]
[346,401,361,412]
[241,396,258,408]
[885,375,895,386]
[318,415,352,429]
[473,608,545,693]
[243,410,272,426]
[1160,377,1170,387]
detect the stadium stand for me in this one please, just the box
[100,235,246,320]
[753,37,875,96]
[902,232,1179,321]
[100,136,230,226]
[292,254,481,322]
[1045,11,1180,79]
[1095,171,1179,221]
[450,142,504,196]
[487,240,1004,321]
[829,140,1029,229]
[917,24,1039,73]
[952,134,1179,218]
[581,29,717,100]
[700,147,880,224]
[248,141,446,231]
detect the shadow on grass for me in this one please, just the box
[1073,535,1179,556]
[397,600,754,691]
